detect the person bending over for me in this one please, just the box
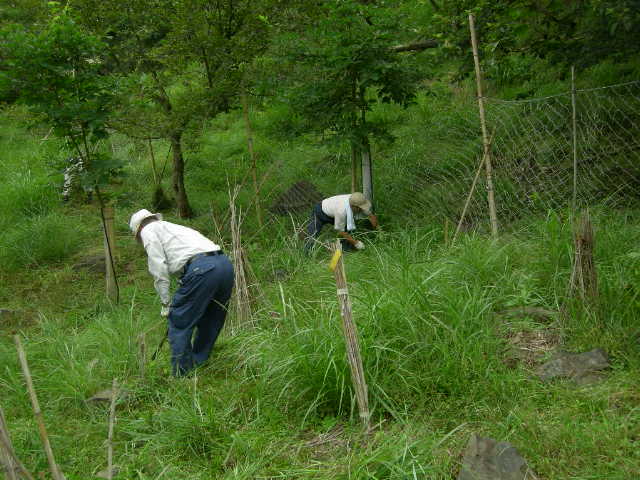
[129,209,234,376]
[305,192,379,252]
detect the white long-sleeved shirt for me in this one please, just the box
[139,220,220,305]
[321,194,372,232]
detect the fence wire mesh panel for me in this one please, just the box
[381,81,640,233]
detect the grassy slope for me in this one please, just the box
[1,76,639,479]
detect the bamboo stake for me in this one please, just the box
[138,333,146,379]
[102,205,119,304]
[241,90,263,228]
[13,336,64,480]
[453,129,496,245]
[106,379,118,480]
[0,407,22,480]
[443,218,450,247]
[571,66,578,211]
[330,241,370,429]
[468,14,498,237]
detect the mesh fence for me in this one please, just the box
[380,81,640,233]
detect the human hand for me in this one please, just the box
[354,241,365,250]
[160,305,170,317]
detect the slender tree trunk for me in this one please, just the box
[358,91,374,207]
[361,138,373,206]
[170,132,192,218]
[350,142,359,193]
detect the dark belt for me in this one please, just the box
[185,250,223,268]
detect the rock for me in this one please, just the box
[86,388,126,404]
[537,348,609,383]
[458,434,537,480]
[0,308,18,319]
[96,465,120,478]
[72,254,106,274]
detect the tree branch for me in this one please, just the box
[390,39,439,53]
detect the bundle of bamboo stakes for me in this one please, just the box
[227,187,260,334]
[330,240,370,430]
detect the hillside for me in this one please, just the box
[1,1,640,477]
[1,72,640,478]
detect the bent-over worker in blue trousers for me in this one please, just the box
[129,209,234,376]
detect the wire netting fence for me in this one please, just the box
[380,81,640,233]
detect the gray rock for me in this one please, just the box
[96,465,120,478]
[72,254,106,273]
[537,348,609,383]
[458,434,537,480]
[86,388,126,404]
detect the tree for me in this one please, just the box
[71,0,269,218]
[270,0,420,205]
[0,7,119,203]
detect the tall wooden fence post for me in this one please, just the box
[468,13,499,237]
[14,336,65,480]
[102,205,118,304]
[571,66,578,212]
[330,241,370,429]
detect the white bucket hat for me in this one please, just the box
[129,209,163,237]
[349,192,372,215]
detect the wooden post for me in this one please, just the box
[571,66,578,211]
[241,90,263,228]
[14,336,64,480]
[106,379,118,480]
[569,210,598,301]
[330,241,370,429]
[102,205,118,304]
[468,14,498,237]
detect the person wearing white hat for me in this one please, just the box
[305,192,379,252]
[129,209,234,376]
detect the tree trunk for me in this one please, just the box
[170,133,192,218]
[361,136,373,208]
[350,142,359,193]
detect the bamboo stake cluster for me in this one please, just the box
[229,187,254,333]
[331,241,370,429]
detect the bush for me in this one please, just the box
[0,212,88,271]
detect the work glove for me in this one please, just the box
[160,305,170,318]
[354,241,365,250]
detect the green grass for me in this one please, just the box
[2,68,640,478]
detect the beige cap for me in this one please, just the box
[349,192,372,215]
[129,209,163,237]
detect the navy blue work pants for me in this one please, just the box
[168,253,234,376]
[305,203,333,251]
